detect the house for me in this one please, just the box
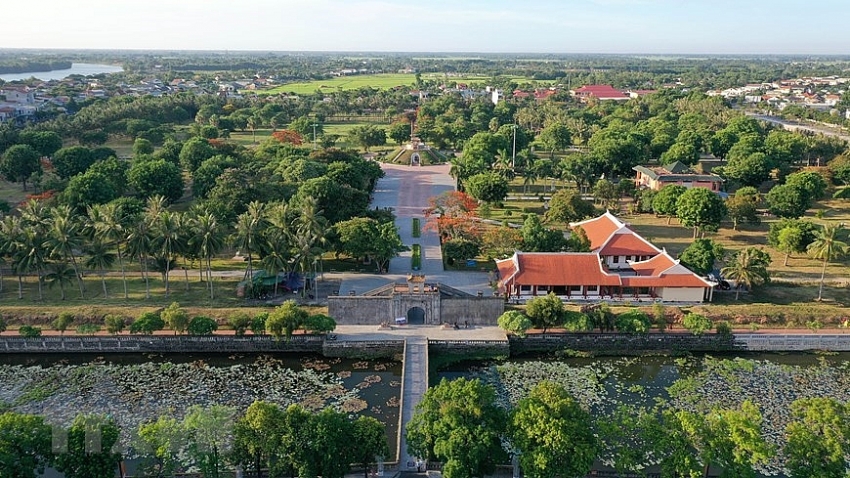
[571,85,630,101]
[633,161,723,192]
[495,212,714,303]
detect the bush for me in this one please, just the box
[682,313,713,336]
[76,324,100,335]
[562,310,593,332]
[187,316,218,336]
[228,312,251,336]
[302,314,336,334]
[19,325,42,338]
[161,302,189,335]
[615,309,651,334]
[129,312,165,335]
[251,312,268,336]
[498,311,532,337]
[715,320,732,338]
[104,315,126,335]
[51,312,74,335]
[0,317,6,333]
[442,239,480,266]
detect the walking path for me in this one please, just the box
[340,163,491,296]
[399,336,428,471]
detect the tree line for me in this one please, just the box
[407,378,850,478]
[0,400,389,478]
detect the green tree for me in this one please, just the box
[726,191,760,230]
[52,146,96,179]
[682,313,712,335]
[161,302,189,334]
[678,238,724,275]
[592,178,619,209]
[464,172,509,204]
[0,412,53,478]
[677,187,727,238]
[128,159,184,203]
[64,171,119,210]
[785,170,828,204]
[615,309,652,334]
[301,314,336,334]
[133,138,155,156]
[807,223,849,301]
[228,313,251,336]
[183,405,236,478]
[520,214,567,252]
[406,378,506,478]
[0,144,41,190]
[784,397,850,478]
[545,188,595,224]
[481,226,522,259]
[678,401,773,478]
[179,137,216,172]
[538,122,572,157]
[311,408,356,478]
[54,414,122,478]
[231,401,284,478]
[352,416,390,478]
[497,310,533,337]
[652,185,687,224]
[776,225,806,266]
[19,130,62,158]
[347,125,386,152]
[18,325,42,338]
[267,300,308,340]
[388,121,411,146]
[766,184,808,219]
[525,292,564,333]
[510,381,597,478]
[723,152,771,187]
[721,247,772,300]
[136,416,186,478]
[442,239,480,267]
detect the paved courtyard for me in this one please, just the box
[339,163,493,297]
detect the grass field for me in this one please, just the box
[249,73,544,95]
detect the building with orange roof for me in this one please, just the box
[496,212,714,303]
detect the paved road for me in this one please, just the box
[747,113,850,142]
[340,163,492,296]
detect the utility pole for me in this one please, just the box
[511,123,517,170]
[311,123,319,150]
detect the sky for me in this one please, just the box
[7,0,850,55]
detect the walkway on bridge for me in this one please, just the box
[399,336,428,472]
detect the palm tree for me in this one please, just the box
[127,219,153,299]
[151,211,181,298]
[190,211,227,299]
[44,262,76,301]
[296,197,328,281]
[89,203,129,299]
[232,201,266,285]
[46,206,86,299]
[721,248,771,300]
[262,202,294,298]
[807,223,849,301]
[15,229,48,300]
[84,236,116,299]
[522,167,538,195]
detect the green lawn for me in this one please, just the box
[249,73,547,95]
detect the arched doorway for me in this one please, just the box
[406,307,425,325]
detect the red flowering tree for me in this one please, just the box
[424,191,481,242]
[272,130,303,145]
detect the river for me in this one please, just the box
[0,62,124,82]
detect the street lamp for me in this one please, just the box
[311,123,319,150]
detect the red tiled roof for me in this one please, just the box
[600,233,660,257]
[498,253,622,287]
[630,253,676,276]
[572,85,629,99]
[571,213,623,250]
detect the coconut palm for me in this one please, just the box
[44,262,76,301]
[232,201,266,286]
[127,219,153,299]
[721,247,771,300]
[190,210,227,299]
[88,203,129,298]
[151,211,181,297]
[296,197,328,282]
[262,202,294,298]
[84,236,116,299]
[45,205,86,299]
[15,228,48,300]
[1,216,25,299]
[807,223,849,301]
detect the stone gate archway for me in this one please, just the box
[406,307,426,325]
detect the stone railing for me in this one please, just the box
[508,333,739,355]
[0,335,325,353]
[735,334,850,351]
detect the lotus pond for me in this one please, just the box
[0,353,402,460]
[440,353,850,477]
